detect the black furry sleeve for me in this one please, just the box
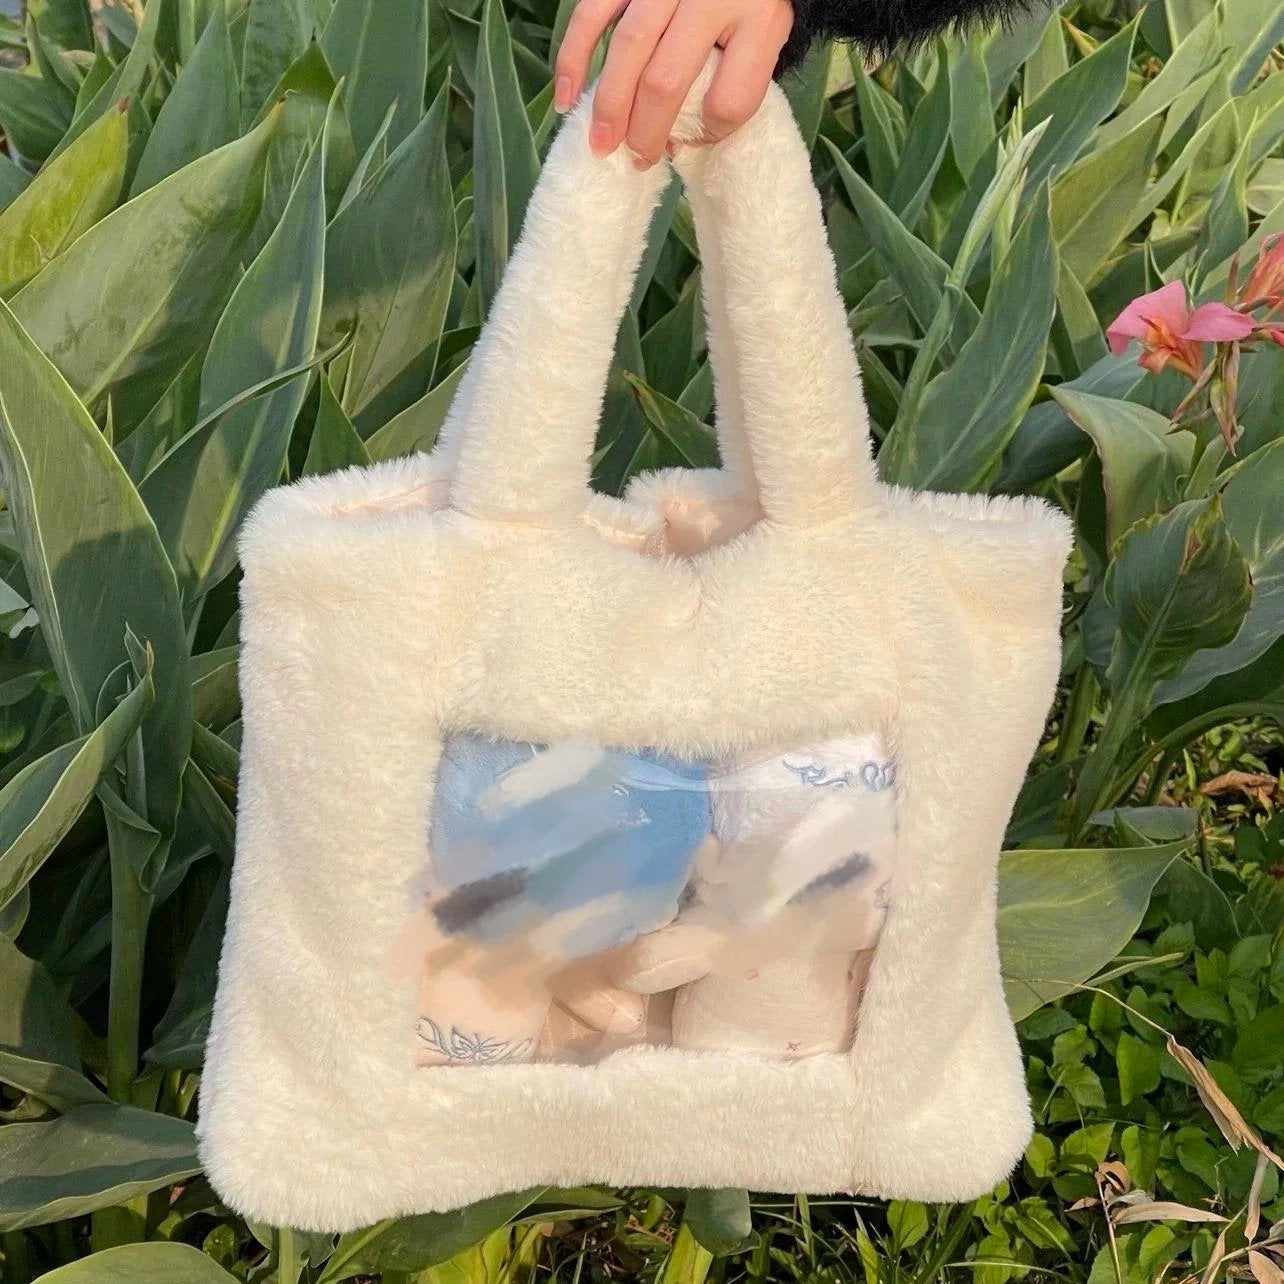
[775,0,1041,73]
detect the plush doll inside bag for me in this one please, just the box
[199,55,1073,1231]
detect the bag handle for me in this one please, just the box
[447,54,878,529]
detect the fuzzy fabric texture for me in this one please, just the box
[776,0,1049,73]
[198,58,1074,1232]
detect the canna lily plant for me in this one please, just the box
[1107,234,1284,450]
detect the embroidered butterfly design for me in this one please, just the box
[417,1016,533,1064]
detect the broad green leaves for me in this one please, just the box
[0,933,108,1113]
[880,186,1056,489]
[320,0,428,156]
[999,843,1183,1020]
[685,1189,753,1256]
[0,664,151,911]
[0,302,190,839]
[11,119,274,412]
[36,1244,238,1282]
[1155,439,1284,703]
[0,102,127,296]
[1052,390,1193,550]
[0,1104,200,1231]
[321,86,456,429]
[1105,498,1252,694]
[130,0,239,196]
[318,1189,545,1282]
[143,130,327,600]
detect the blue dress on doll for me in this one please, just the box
[428,733,712,960]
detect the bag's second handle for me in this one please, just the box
[447,54,878,529]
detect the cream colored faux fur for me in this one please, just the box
[198,56,1073,1231]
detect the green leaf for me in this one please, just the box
[1224,0,1284,95]
[1022,7,1068,101]
[321,84,456,429]
[887,1200,930,1251]
[1051,390,1194,549]
[623,372,719,470]
[1105,497,1253,694]
[142,126,326,599]
[0,101,128,297]
[1117,1031,1163,1104]
[825,140,980,353]
[949,38,994,179]
[11,118,274,412]
[1051,117,1164,287]
[685,1189,751,1257]
[853,69,902,196]
[365,359,466,462]
[661,1224,714,1284]
[887,48,951,222]
[0,67,73,166]
[0,153,32,211]
[1161,854,1240,953]
[472,0,540,314]
[190,645,239,728]
[303,371,370,475]
[318,1189,545,1281]
[27,0,94,51]
[1172,981,1231,1024]
[52,0,163,158]
[0,300,191,846]
[250,43,353,239]
[1001,359,1145,492]
[0,933,108,1111]
[0,1103,199,1231]
[999,843,1183,1020]
[1022,18,1139,187]
[1191,127,1251,287]
[130,0,240,196]
[0,663,152,911]
[1232,1004,1284,1073]
[146,866,228,1068]
[1094,10,1221,151]
[35,1243,240,1282]
[321,0,428,156]
[1156,439,1284,703]
[881,185,1055,490]
[240,0,313,126]
[1053,256,1108,378]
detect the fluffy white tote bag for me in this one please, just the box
[199,58,1073,1232]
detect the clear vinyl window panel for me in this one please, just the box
[393,732,900,1066]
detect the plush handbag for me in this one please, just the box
[199,58,1073,1232]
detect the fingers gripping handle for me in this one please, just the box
[448,54,877,526]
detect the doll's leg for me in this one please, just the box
[415,951,551,1067]
[671,951,862,1058]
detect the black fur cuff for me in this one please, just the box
[775,0,1046,75]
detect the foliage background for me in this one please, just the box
[0,0,1282,1279]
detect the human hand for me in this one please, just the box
[553,0,795,168]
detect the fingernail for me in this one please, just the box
[632,153,652,170]
[589,120,614,155]
[554,75,573,112]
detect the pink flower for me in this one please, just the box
[1183,302,1256,342]
[1243,233,1284,310]
[1107,281,1205,379]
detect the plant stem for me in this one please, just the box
[277,1227,302,1283]
[105,814,149,1102]
[1056,665,1098,764]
